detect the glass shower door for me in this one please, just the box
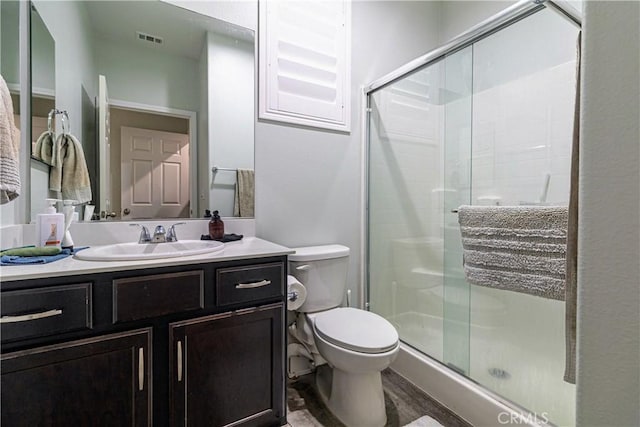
[442,46,473,375]
[367,59,447,362]
[367,6,578,426]
[466,10,578,426]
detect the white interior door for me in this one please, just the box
[121,126,190,219]
[98,75,111,218]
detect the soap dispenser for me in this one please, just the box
[208,210,224,240]
[37,198,65,248]
[61,200,77,250]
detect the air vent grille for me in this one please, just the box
[136,31,163,45]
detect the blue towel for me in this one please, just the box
[0,247,88,266]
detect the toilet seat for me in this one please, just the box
[313,308,399,354]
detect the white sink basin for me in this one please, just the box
[74,240,224,261]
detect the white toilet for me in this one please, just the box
[289,244,400,427]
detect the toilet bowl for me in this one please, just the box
[312,307,399,427]
[289,245,400,427]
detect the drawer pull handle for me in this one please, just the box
[138,347,144,391]
[235,279,271,289]
[177,340,183,382]
[0,309,63,323]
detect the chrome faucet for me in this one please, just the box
[131,222,186,244]
[166,222,186,242]
[130,224,152,244]
[152,225,167,243]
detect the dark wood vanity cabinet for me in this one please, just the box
[0,256,287,427]
[170,304,284,427]
[1,328,152,427]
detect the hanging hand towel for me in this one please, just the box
[0,74,21,204]
[234,168,255,217]
[458,205,568,301]
[33,130,56,166]
[52,133,92,204]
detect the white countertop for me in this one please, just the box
[0,237,294,283]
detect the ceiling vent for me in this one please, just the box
[136,31,163,46]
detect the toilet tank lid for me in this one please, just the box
[289,244,350,262]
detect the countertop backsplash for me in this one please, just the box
[2,218,255,248]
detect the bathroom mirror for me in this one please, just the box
[29,3,56,220]
[29,0,255,221]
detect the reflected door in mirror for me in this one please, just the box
[121,127,189,219]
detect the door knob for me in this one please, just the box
[123,208,131,216]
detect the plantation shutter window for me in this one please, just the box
[259,0,351,132]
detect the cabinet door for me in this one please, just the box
[1,328,152,427]
[170,304,284,427]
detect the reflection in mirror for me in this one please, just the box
[29,4,56,221]
[30,0,255,221]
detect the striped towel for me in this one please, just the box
[0,74,20,204]
[457,205,568,300]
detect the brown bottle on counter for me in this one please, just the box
[208,210,224,240]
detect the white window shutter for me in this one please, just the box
[259,0,351,132]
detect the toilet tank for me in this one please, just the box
[289,245,350,313]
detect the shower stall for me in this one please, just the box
[365,2,580,426]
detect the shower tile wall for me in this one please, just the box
[469,61,576,206]
[467,9,578,208]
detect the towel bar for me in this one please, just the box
[211,166,237,173]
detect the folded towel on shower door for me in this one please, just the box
[233,168,254,217]
[457,205,568,300]
[0,74,21,204]
[49,133,92,204]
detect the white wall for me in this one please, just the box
[161,0,257,32]
[95,38,200,113]
[438,1,513,44]
[207,33,254,217]
[197,39,209,218]
[255,1,443,303]
[1,0,20,87]
[33,1,97,141]
[31,9,55,94]
[577,2,640,426]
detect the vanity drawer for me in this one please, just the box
[216,262,284,306]
[1,283,92,343]
[113,270,204,323]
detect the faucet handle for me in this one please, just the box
[166,222,186,242]
[130,223,151,243]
